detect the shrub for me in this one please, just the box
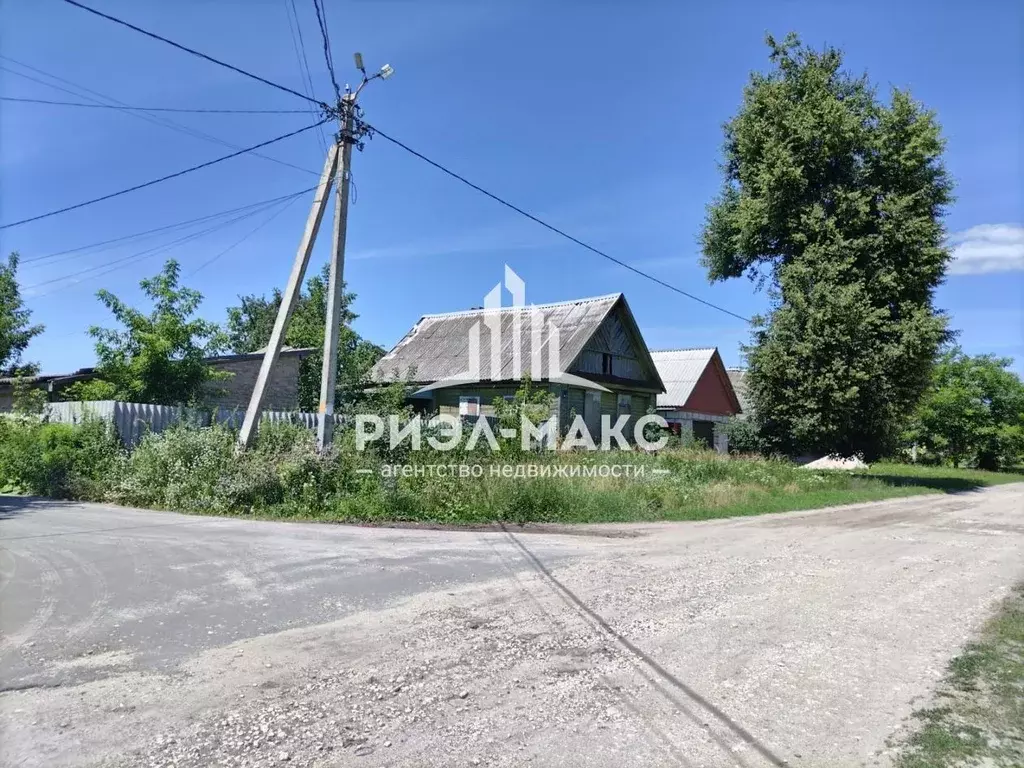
[0,415,120,499]
[724,417,766,455]
[0,416,37,492]
[114,423,235,511]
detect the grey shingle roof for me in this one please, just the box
[727,368,751,414]
[650,348,717,408]
[371,294,624,384]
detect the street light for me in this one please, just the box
[349,54,394,102]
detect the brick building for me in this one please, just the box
[0,347,314,412]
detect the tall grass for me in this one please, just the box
[2,417,1021,523]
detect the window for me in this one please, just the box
[617,394,632,414]
[458,396,481,416]
[602,353,613,375]
[693,420,714,449]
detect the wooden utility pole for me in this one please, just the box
[237,145,339,450]
[315,95,354,451]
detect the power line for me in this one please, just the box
[311,0,341,104]
[284,0,329,153]
[52,0,741,322]
[23,187,316,267]
[0,96,309,114]
[187,194,304,277]
[0,59,321,178]
[367,124,752,323]
[1,120,328,230]
[29,200,291,295]
[61,0,327,109]
[29,207,274,293]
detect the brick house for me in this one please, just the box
[199,347,313,410]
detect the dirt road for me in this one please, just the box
[2,486,1022,767]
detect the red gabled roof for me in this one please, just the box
[650,347,742,416]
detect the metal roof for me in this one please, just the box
[650,348,718,408]
[371,294,627,384]
[0,350,316,387]
[206,346,315,364]
[727,368,751,414]
[0,373,58,386]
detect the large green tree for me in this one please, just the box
[226,264,384,411]
[702,34,953,459]
[67,260,227,404]
[1,252,44,376]
[906,349,1024,470]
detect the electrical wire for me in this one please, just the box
[1,120,329,230]
[39,2,744,322]
[28,200,291,295]
[284,0,329,153]
[0,59,322,178]
[186,194,304,277]
[22,187,316,267]
[29,209,272,293]
[61,0,326,108]
[311,0,341,104]
[0,96,309,114]
[367,123,753,323]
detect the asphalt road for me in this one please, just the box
[1,486,1022,767]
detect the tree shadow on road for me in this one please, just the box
[864,475,990,493]
[0,495,55,520]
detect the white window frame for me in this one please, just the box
[459,395,481,416]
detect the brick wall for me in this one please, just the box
[203,353,306,411]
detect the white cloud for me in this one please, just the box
[948,223,1024,275]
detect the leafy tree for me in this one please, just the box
[1,251,44,376]
[12,375,49,414]
[66,260,227,404]
[226,264,384,411]
[723,417,766,456]
[701,34,953,459]
[492,375,556,453]
[905,349,1024,470]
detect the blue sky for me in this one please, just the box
[2,0,1022,375]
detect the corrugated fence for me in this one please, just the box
[43,401,345,446]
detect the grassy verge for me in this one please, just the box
[480,462,1023,525]
[861,462,1024,491]
[891,584,1024,768]
[111,456,1022,526]
[2,418,1022,524]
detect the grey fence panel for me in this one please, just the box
[114,402,215,446]
[43,400,345,446]
[44,400,117,424]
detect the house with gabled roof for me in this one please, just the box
[650,348,743,452]
[370,293,666,443]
